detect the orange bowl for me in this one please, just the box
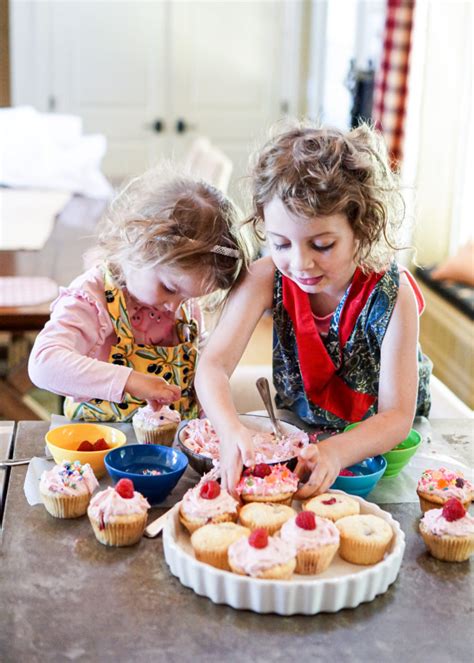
[45,424,127,479]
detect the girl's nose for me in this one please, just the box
[290,246,314,272]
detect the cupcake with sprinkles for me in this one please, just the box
[179,478,239,534]
[417,467,473,513]
[236,463,298,506]
[40,460,99,519]
[132,404,181,445]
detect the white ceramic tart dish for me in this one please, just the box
[163,491,405,615]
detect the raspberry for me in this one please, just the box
[339,468,356,477]
[248,528,268,548]
[322,497,337,505]
[442,498,466,522]
[77,440,94,452]
[115,478,134,499]
[199,480,221,499]
[296,511,317,530]
[455,477,465,488]
[252,463,272,478]
[93,438,110,451]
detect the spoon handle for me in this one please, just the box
[256,377,283,440]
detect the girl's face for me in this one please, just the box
[123,263,211,313]
[264,197,358,298]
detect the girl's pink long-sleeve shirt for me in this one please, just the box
[28,267,205,403]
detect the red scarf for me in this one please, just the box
[282,268,384,421]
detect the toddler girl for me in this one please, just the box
[29,166,253,421]
[195,122,432,495]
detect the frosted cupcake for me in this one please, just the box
[336,514,393,565]
[132,404,181,445]
[280,511,340,575]
[179,479,239,534]
[419,498,474,562]
[228,528,296,579]
[191,522,250,570]
[87,479,150,546]
[303,492,360,522]
[417,468,473,513]
[40,460,99,518]
[239,502,296,535]
[236,463,298,506]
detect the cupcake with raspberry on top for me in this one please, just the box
[417,468,473,513]
[236,463,298,506]
[228,528,296,579]
[280,511,340,575]
[419,497,474,562]
[179,478,239,534]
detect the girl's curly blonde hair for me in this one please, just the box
[247,120,405,272]
[92,164,256,302]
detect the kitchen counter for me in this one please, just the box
[0,419,472,662]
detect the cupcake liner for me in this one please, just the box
[193,547,231,571]
[191,523,250,570]
[133,422,178,446]
[419,527,474,562]
[89,513,147,546]
[41,491,90,519]
[338,536,391,565]
[179,509,237,534]
[295,543,339,575]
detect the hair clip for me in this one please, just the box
[211,245,241,259]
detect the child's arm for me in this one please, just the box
[195,257,275,491]
[295,272,420,497]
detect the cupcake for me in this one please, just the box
[280,511,340,575]
[236,463,298,506]
[132,404,181,445]
[239,502,296,535]
[39,460,99,518]
[419,497,474,562]
[179,479,239,534]
[87,478,150,546]
[303,492,360,522]
[228,528,296,579]
[417,468,473,513]
[336,514,394,565]
[190,522,250,570]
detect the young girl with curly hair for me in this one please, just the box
[29,166,253,421]
[195,122,432,496]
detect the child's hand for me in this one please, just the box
[125,371,181,409]
[294,443,341,499]
[219,426,255,496]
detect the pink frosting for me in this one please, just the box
[181,483,239,520]
[40,461,98,496]
[421,508,474,537]
[87,486,150,524]
[417,468,473,501]
[133,404,181,430]
[236,465,298,497]
[228,535,296,576]
[280,515,340,550]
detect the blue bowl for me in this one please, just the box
[104,444,188,505]
[330,455,387,497]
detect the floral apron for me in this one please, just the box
[64,269,199,422]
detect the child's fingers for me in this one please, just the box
[294,444,320,481]
[294,466,329,500]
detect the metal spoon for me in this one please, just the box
[0,452,53,468]
[256,377,284,440]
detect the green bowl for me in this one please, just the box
[344,423,422,478]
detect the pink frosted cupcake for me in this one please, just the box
[280,511,340,575]
[87,478,150,546]
[236,463,298,505]
[228,528,296,579]
[132,404,181,445]
[419,498,474,562]
[179,479,239,534]
[40,460,99,518]
[417,468,473,513]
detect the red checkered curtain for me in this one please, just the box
[373,0,415,168]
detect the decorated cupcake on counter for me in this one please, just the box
[419,498,474,562]
[132,404,181,445]
[88,479,150,546]
[179,479,239,534]
[236,463,298,505]
[417,467,473,513]
[40,460,99,519]
[280,511,340,575]
[228,528,296,579]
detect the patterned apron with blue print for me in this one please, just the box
[64,268,199,422]
[272,261,432,429]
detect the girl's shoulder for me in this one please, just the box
[53,266,108,314]
[247,255,276,285]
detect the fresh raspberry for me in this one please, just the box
[77,440,94,452]
[93,438,110,451]
[339,468,356,477]
[242,468,253,477]
[115,478,135,499]
[442,498,466,522]
[199,480,221,499]
[296,511,317,530]
[455,477,465,488]
[248,528,268,548]
[252,463,272,478]
[322,497,337,505]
